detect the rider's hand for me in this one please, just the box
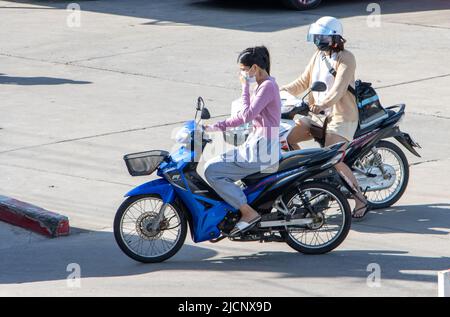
[204,124,216,132]
[310,104,325,115]
[239,73,247,85]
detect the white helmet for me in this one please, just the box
[307,16,343,49]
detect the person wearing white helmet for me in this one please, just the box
[280,16,369,218]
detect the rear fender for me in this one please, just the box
[393,131,422,158]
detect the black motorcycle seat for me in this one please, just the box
[242,147,335,185]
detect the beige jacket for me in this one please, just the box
[281,49,358,123]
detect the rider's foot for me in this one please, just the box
[352,192,370,219]
[230,204,261,236]
[240,212,260,223]
[230,215,261,236]
[239,204,260,223]
[353,205,369,218]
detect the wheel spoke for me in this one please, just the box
[286,187,346,249]
[361,145,406,206]
[119,197,182,259]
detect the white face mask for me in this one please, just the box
[241,70,256,83]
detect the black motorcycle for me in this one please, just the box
[280,81,421,209]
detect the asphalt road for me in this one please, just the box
[0,0,449,296]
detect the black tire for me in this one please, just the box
[282,0,322,10]
[358,140,409,209]
[281,181,351,254]
[114,194,187,263]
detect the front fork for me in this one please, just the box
[151,203,169,231]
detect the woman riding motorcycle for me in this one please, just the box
[204,46,281,235]
[280,16,369,218]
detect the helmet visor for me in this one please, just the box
[307,22,338,42]
[313,34,333,46]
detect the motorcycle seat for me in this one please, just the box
[242,147,336,186]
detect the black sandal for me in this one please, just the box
[352,192,370,220]
[352,205,370,219]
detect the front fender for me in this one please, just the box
[125,178,175,203]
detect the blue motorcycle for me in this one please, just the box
[114,97,352,263]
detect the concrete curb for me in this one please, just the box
[0,195,70,238]
[438,270,450,297]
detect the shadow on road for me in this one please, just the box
[2,0,449,32]
[0,74,92,86]
[0,203,448,285]
[353,203,450,236]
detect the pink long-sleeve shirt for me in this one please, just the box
[212,77,281,139]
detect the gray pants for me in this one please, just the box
[204,137,280,210]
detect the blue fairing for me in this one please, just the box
[125,178,175,203]
[174,187,231,242]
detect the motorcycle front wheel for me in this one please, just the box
[114,194,187,263]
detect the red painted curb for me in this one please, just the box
[0,195,70,238]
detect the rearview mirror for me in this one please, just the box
[201,107,211,120]
[311,81,327,92]
[197,96,205,110]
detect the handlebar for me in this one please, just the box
[281,101,325,120]
[199,125,212,144]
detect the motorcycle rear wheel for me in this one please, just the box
[281,181,351,254]
[355,140,409,209]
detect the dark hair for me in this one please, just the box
[237,46,271,75]
[331,35,346,53]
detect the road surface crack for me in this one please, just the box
[0,114,228,154]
